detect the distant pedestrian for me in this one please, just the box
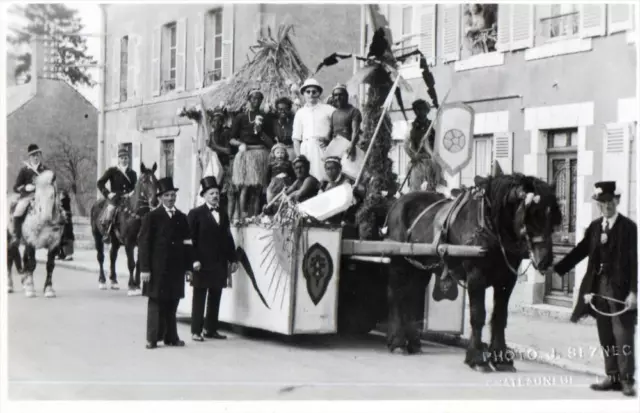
[187,176,238,342]
[553,181,637,397]
[139,177,193,350]
[57,190,75,260]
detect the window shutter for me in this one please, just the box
[221,4,235,79]
[194,13,205,89]
[134,35,142,99]
[442,4,461,62]
[496,4,512,52]
[127,35,135,100]
[109,143,118,168]
[418,4,436,65]
[151,26,161,97]
[175,18,187,92]
[111,38,120,104]
[608,4,633,34]
[580,4,606,38]
[603,123,632,214]
[510,4,534,50]
[493,132,513,174]
[131,142,142,175]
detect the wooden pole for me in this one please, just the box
[341,240,486,257]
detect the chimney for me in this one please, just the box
[30,36,57,92]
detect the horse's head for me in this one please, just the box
[137,162,159,209]
[505,175,562,271]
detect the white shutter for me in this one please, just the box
[510,5,534,50]
[132,142,142,176]
[175,18,187,92]
[133,35,142,99]
[603,123,632,215]
[126,35,135,100]
[418,4,436,65]
[496,4,512,52]
[608,4,633,34]
[151,26,161,97]
[493,132,513,174]
[111,37,120,104]
[109,143,118,168]
[442,4,460,62]
[580,4,606,38]
[221,4,235,79]
[194,13,205,89]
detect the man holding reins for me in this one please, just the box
[553,181,637,397]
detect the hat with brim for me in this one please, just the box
[27,144,42,156]
[300,78,323,95]
[157,177,179,196]
[324,156,342,167]
[592,181,621,202]
[200,176,220,196]
[118,147,129,158]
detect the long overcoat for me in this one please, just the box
[139,206,191,300]
[554,214,637,324]
[187,204,237,289]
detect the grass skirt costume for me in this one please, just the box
[232,145,270,188]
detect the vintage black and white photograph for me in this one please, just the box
[1,1,639,411]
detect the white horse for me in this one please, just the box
[7,170,64,297]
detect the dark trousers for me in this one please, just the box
[595,276,636,383]
[191,287,223,335]
[146,298,180,343]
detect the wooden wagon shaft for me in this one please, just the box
[341,240,486,257]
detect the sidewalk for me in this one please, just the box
[37,249,605,376]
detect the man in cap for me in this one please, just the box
[553,181,637,396]
[319,156,353,193]
[230,89,275,219]
[292,78,335,181]
[329,84,362,160]
[139,177,193,349]
[11,144,51,245]
[187,176,238,341]
[97,145,138,241]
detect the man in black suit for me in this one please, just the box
[139,177,193,349]
[187,176,238,341]
[553,181,637,397]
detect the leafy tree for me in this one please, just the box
[7,4,96,87]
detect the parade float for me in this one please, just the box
[177,14,483,338]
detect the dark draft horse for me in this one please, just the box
[90,162,159,294]
[385,170,561,372]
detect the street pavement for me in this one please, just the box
[6,265,634,401]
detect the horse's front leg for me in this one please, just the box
[22,246,36,298]
[43,248,57,298]
[488,277,517,372]
[387,259,408,353]
[108,238,121,290]
[93,227,108,289]
[405,266,431,355]
[465,267,491,372]
[125,244,141,296]
[7,254,14,293]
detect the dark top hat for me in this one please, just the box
[199,176,220,196]
[157,177,179,196]
[27,144,42,156]
[592,181,620,202]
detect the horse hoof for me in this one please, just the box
[7,286,14,293]
[471,364,493,373]
[110,282,120,290]
[492,363,517,373]
[25,290,36,298]
[127,289,142,297]
[99,283,107,290]
[44,288,56,298]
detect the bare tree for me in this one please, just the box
[47,135,95,216]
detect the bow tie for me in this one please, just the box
[209,206,219,212]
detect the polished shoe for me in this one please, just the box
[192,334,204,342]
[146,341,157,349]
[164,339,186,347]
[622,382,636,397]
[203,331,227,340]
[590,378,622,391]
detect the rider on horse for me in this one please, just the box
[11,144,50,245]
[97,146,137,241]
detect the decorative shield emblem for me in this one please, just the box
[433,102,475,175]
[302,243,334,305]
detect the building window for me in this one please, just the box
[462,4,498,57]
[539,4,579,43]
[392,5,420,65]
[120,36,128,102]
[160,140,175,178]
[161,22,177,94]
[472,134,493,177]
[545,128,577,302]
[204,9,223,86]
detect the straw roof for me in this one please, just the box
[202,25,310,113]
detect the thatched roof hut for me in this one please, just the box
[201,25,310,114]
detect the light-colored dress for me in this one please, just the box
[292,102,335,181]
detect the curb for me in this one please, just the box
[420,331,602,377]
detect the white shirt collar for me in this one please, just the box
[602,213,619,229]
[164,205,176,215]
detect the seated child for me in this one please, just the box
[266,143,295,204]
